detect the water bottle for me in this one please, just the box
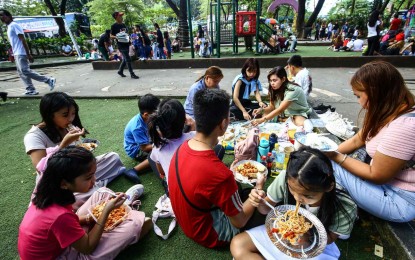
[257,138,270,162]
[269,133,278,152]
[275,147,285,171]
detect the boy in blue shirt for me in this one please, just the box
[124,94,160,182]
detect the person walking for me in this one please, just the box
[0,9,56,95]
[110,11,139,79]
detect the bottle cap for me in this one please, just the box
[261,155,267,160]
[267,152,272,156]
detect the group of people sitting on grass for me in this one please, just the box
[18,57,415,259]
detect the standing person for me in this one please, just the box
[326,61,415,222]
[18,146,152,259]
[332,21,339,38]
[139,26,152,59]
[184,66,224,120]
[327,21,333,41]
[168,88,261,248]
[154,23,166,59]
[163,31,172,59]
[252,67,313,132]
[230,58,266,121]
[98,30,111,61]
[341,21,349,37]
[197,24,206,57]
[231,147,357,259]
[366,10,383,56]
[110,11,139,79]
[0,9,56,95]
[131,25,144,60]
[314,21,320,40]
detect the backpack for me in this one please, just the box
[234,127,259,162]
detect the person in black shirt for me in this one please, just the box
[110,11,139,79]
[154,23,166,59]
[98,29,111,61]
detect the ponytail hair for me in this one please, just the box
[195,66,223,82]
[286,147,352,232]
[148,99,186,148]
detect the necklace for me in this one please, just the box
[192,138,213,149]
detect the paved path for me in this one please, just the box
[1,64,415,125]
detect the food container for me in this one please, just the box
[87,199,131,232]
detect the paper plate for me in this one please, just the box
[294,132,338,152]
[77,138,100,152]
[265,205,327,259]
[231,160,267,184]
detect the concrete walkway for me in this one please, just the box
[1,63,415,123]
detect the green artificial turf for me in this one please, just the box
[0,98,391,259]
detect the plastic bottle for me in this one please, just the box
[260,155,267,168]
[275,147,285,171]
[266,152,273,175]
[257,138,270,162]
[269,133,278,152]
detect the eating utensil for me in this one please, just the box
[97,189,129,200]
[261,197,277,215]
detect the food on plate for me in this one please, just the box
[78,142,97,151]
[303,133,332,151]
[271,202,313,245]
[235,162,265,178]
[92,201,127,230]
[223,132,235,141]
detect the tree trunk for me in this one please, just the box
[304,0,325,28]
[43,0,67,37]
[350,0,356,15]
[380,0,391,13]
[406,0,414,9]
[296,0,306,38]
[166,0,190,47]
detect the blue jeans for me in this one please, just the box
[158,47,166,59]
[332,161,415,222]
[15,55,50,91]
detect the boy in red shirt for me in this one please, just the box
[169,88,260,248]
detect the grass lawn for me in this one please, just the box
[0,98,390,259]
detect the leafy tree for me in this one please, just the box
[87,0,145,35]
[327,0,370,34]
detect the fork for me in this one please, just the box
[97,189,129,200]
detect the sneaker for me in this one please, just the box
[313,103,331,111]
[131,73,139,79]
[125,184,144,206]
[48,78,56,91]
[326,118,355,140]
[24,90,39,95]
[117,71,127,77]
[123,168,141,184]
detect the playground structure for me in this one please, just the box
[187,0,298,58]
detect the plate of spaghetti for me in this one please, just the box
[88,200,130,232]
[265,203,327,259]
[231,160,267,184]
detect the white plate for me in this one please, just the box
[294,133,338,152]
[265,205,327,259]
[231,160,267,184]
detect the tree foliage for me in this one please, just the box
[86,0,145,34]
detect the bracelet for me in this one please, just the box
[339,154,348,166]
